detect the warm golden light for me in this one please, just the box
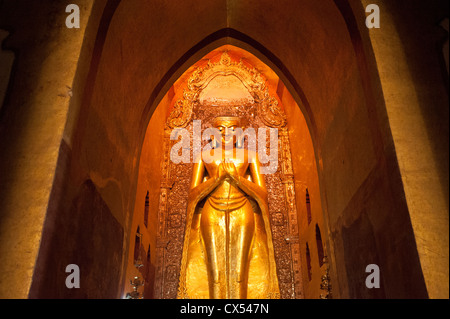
[177,116,280,299]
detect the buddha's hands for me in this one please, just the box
[223,161,239,183]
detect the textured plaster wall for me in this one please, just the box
[359,0,449,298]
[0,0,96,298]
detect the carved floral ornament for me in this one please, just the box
[166,51,287,129]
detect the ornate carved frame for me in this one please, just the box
[153,52,303,299]
[167,52,286,129]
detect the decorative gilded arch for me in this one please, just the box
[155,50,303,299]
[167,52,287,129]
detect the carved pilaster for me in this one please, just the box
[279,127,304,298]
[153,127,174,299]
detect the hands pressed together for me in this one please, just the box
[217,161,240,184]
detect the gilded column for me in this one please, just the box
[153,127,173,298]
[279,127,303,298]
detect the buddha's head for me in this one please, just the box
[213,116,245,147]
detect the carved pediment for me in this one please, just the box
[167,51,286,129]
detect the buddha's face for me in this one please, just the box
[213,117,242,146]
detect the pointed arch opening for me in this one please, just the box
[126,45,324,299]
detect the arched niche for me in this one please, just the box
[128,46,327,299]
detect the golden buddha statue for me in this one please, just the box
[177,117,280,299]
